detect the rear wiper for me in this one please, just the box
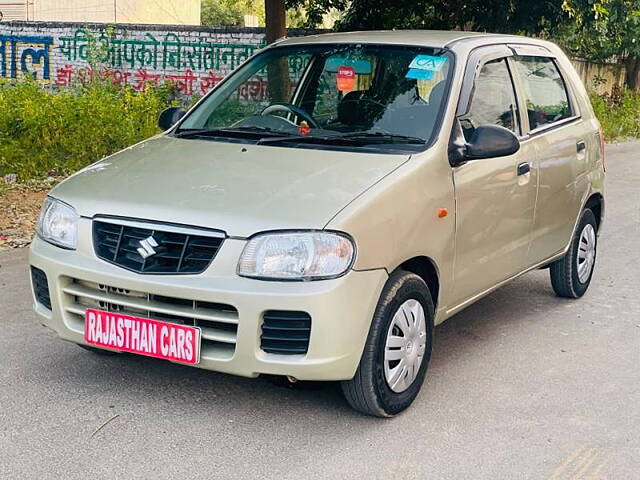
[174,126,292,139]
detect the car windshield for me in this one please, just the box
[176,43,454,152]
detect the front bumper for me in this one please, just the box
[29,224,387,381]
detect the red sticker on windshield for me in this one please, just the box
[337,66,356,92]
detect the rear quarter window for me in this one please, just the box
[513,56,573,131]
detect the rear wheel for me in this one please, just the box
[549,208,598,298]
[341,271,434,417]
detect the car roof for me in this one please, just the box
[275,30,541,50]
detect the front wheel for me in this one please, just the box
[341,271,434,417]
[549,208,598,298]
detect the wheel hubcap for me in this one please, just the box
[577,223,596,283]
[383,299,427,393]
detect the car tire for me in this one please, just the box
[78,344,119,356]
[341,270,434,417]
[549,208,598,298]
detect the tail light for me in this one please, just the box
[599,129,606,172]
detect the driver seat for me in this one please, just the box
[337,91,385,128]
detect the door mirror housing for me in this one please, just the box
[158,107,186,131]
[465,125,520,160]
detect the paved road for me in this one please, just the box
[1,142,639,479]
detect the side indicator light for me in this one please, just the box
[438,208,448,218]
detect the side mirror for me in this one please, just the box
[465,125,520,160]
[158,107,186,131]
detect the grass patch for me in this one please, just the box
[590,89,640,141]
[0,79,182,181]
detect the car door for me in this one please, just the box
[450,48,538,308]
[509,50,592,264]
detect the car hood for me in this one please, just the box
[51,136,410,237]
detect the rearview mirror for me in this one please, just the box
[465,125,520,160]
[158,107,186,131]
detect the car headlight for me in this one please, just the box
[37,197,79,250]
[238,231,355,280]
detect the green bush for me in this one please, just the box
[0,79,181,180]
[590,89,640,141]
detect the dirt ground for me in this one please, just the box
[0,180,56,250]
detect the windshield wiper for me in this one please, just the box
[174,126,293,139]
[256,134,362,146]
[175,126,427,146]
[257,130,426,146]
[337,131,426,144]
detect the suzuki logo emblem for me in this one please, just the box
[137,236,158,259]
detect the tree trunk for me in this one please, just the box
[265,0,290,103]
[625,55,640,91]
[265,0,286,44]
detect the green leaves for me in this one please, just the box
[591,90,640,139]
[201,0,263,27]
[560,0,640,88]
[562,0,640,57]
[0,79,181,180]
[301,0,566,33]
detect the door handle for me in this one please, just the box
[517,162,531,176]
[577,140,586,153]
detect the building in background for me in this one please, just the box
[0,0,27,20]
[0,0,201,24]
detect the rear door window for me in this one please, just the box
[513,56,573,131]
[460,58,520,141]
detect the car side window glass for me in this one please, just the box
[513,56,572,131]
[460,58,520,142]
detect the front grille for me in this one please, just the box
[261,310,311,355]
[31,266,52,310]
[61,277,238,359]
[93,219,225,275]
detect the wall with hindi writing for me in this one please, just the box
[0,21,323,97]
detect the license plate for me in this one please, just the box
[84,308,201,364]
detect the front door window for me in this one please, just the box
[460,58,520,141]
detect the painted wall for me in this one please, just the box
[0,21,319,97]
[571,58,626,96]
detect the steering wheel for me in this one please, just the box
[260,102,319,129]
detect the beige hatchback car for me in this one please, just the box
[30,31,605,417]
